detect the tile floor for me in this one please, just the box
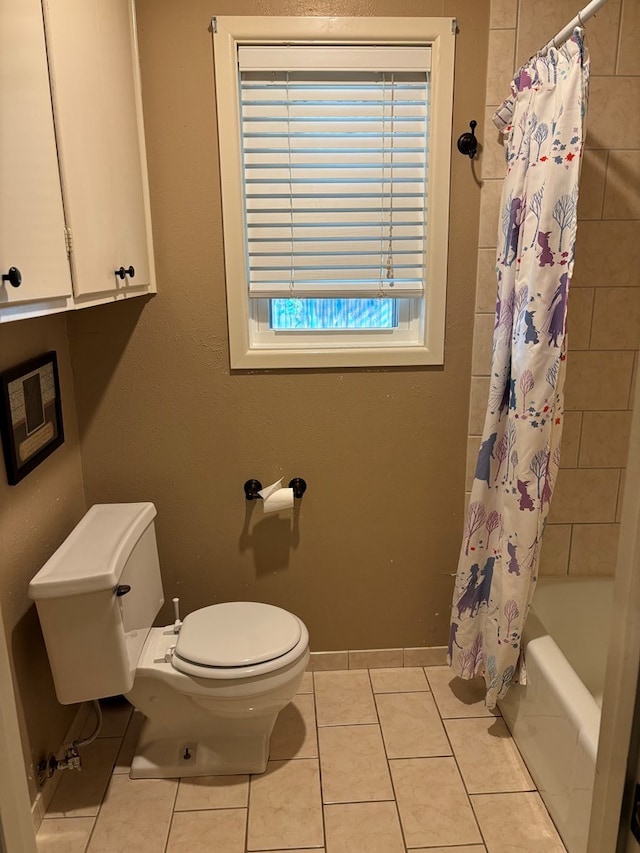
[36,667,567,853]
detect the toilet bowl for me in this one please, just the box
[28,503,310,779]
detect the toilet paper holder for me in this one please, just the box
[244,478,307,500]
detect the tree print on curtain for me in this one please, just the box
[449,30,590,708]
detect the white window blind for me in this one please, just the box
[238,46,431,300]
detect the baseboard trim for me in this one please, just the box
[307,646,448,672]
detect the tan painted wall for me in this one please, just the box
[67,0,489,651]
[467,0,640,578]
[0,315,86,799]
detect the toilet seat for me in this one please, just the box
[171,602,307,680]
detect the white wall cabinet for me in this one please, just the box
[0,0,155,324]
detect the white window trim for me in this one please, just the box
[213,16,455,369]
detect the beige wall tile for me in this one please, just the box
[318,724,394,804]
[467,435,481,491]
[516,0,621,75]
[579,410,633,467]
[390,757,482,848]
[481,108,507,180]
[269,694,318,760]
[587,77,640,151]
[248,759,323,851]
[568,523,621,575]
[37,817,96,853]
[403,646,448,667]
[486,30,516,106]
[444,718,534,793]
[323,801,405,853]
[573,222,640,288]
[479,180,504,247]
[577,149,608,220]
[559,411,582,468]
[370,667,429,694]
[617,469,627,522]
[348,648,403,669]
[475,248,498,313]
[307,651,348,672]
[469,376,491,435]
[549,467,620,523]
[470,792,566,852]
[539,524,572,576]
[314,670,377,727]
[629,352,639,409]
[471,314,496,376]
[490,0,517,29]
[175,775,248,811]
[425,667,498,719]
[618,0,640,74]
[603,151,640,219]
[591,288,640,350]
[376,692,451,758]
[564,350,635,410]
[567,288,594,350]
[166,809,246,853]
[86,776,177,853]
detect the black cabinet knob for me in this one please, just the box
[2,267,22,288]
[115,265,135,280]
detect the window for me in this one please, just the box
[213,17,455,368]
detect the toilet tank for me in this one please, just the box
[29,503,164,704]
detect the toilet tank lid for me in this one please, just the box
[28,503,157,600]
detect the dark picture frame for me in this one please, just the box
[0,351,64,485]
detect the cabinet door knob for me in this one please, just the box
[2,267,22,288]
[115,265,135,280]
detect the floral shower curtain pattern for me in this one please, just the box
[448,30,590,708]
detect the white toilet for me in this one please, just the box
[28,502,310,779]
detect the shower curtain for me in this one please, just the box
[449,29,590,708]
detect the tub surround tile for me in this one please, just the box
[568,523,621,576]
[538,524,572,577]
[390,757,482,848]
[475,248,499,312]
[587,77,640,151]
[174,774,249,811]
[166,808,246,853]
[445,718,535,794]
[323,801,405,853]
[425,667,498,719]
[318,724,394,804]
[591,288,640,351]
[478,180,503,246]
[112,711,144,775]
[480,108,507,181]
[47,738,122,818]
[603,151,640,219]
[618,0,640,74]
[369,667,429,694]
[471,792,566,852]
[467,435,482,491]
[558,412,582,468]
[36,817,96,853]
[247,759,323,851]
[579,411,632,468]
[485,29,516,106]
[86,776,177,853]
[566,288,593,351]
[489,0,517,29]
[565,351,635,411]
[348,648,403,669]
[549,468,620,524]
[314,670,377,726]
[308,651,349,672]
[573,222,640,288]
[577,149,607,220]
[471,314,496,377]
[376,691,451,758]
[469,376,491,436]
[269,693,318,760]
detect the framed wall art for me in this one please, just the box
[0,351,64,485]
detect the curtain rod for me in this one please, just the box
[544,0,610,51]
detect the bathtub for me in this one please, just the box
[498,577,614,853]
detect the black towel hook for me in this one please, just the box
[457,120,478,159]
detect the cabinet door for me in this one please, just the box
[43,0,152,298]
[0,0,72,308]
